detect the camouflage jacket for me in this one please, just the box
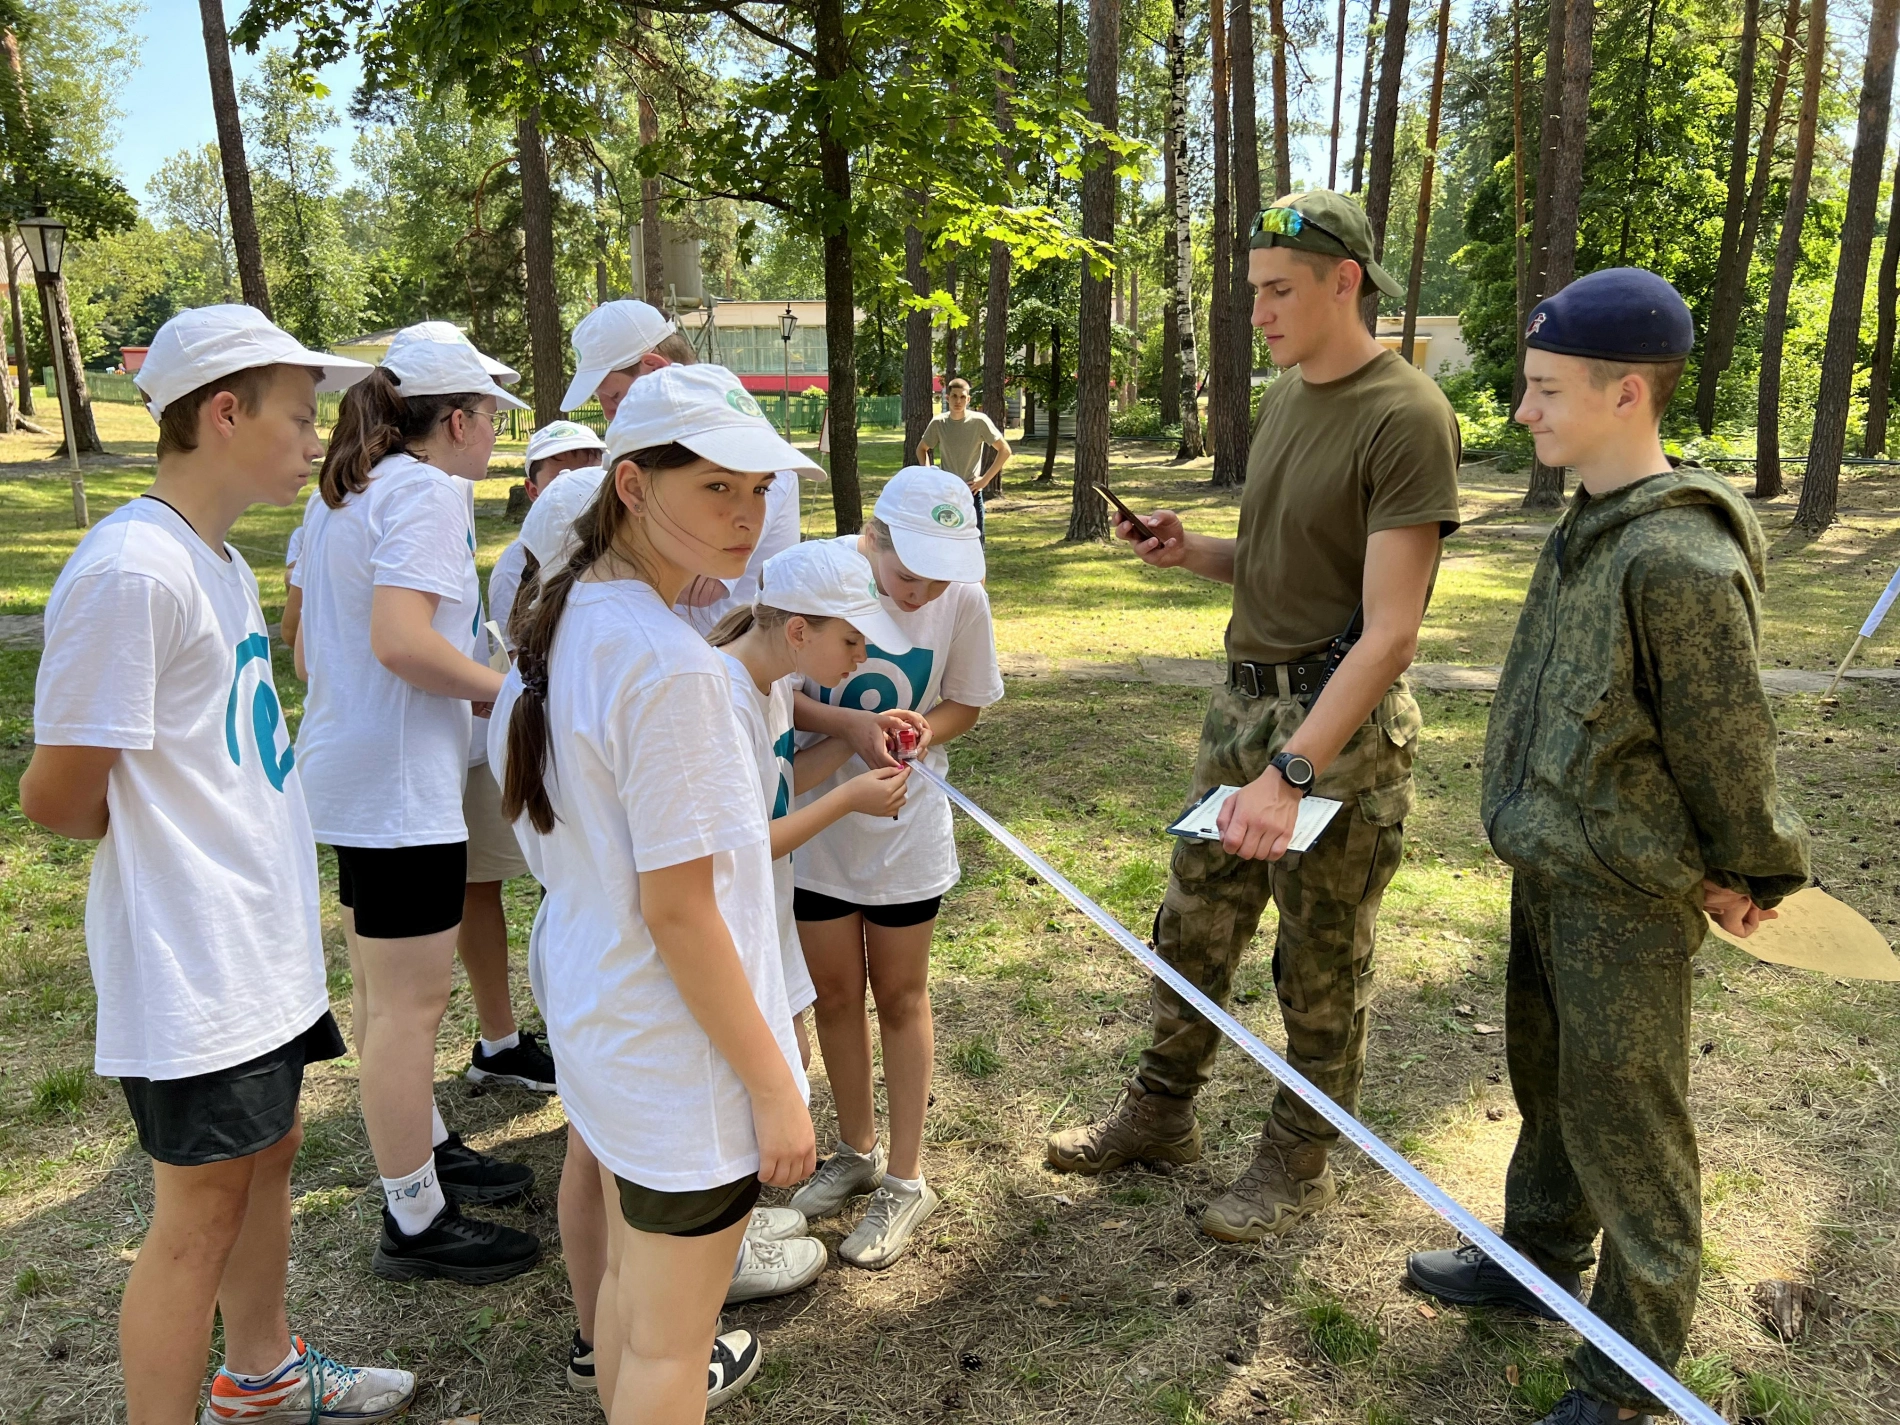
[1481,469,1809,907]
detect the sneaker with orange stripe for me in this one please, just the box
[200,1337,415,1425]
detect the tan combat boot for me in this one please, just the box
[1045,1079,1202,1175]
[1198,1122,1336,1242]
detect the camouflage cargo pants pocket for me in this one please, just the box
[1139,681,1418,1147]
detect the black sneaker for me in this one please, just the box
[371,1202,541,1285]
[706,1327,760,1410]
[566,1329,596,1393]
[434,1131,535,1206]
[1405,1241,1583,1320]
[1537,1389,1653,1425]
[466,1031,557,1093]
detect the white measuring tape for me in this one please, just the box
[910,760,1721,1425]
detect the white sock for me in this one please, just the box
[431,1104,449,1148]
[884,1173,923,1196]
[839,1138,877,1160]
[480,1030,520,1056]
[382,1157,445,1236]
[224,1343,300,1386]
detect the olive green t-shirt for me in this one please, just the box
[921,411,1003,483]
[1228,350,1463,665]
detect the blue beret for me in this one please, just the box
[1523,267,1693,361]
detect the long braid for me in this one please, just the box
[500,442,702,832]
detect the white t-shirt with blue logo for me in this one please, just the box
[293,452,481,846]
[794,535,1005,905]
[487,580,804,1190]
[721,654,816,1015]
[35,498,328,1079]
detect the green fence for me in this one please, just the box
[70,366,905,438]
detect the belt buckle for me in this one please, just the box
[1234,662,1265,699]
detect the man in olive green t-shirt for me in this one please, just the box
[1048,190,1462,1244]
[918,377,1011,537]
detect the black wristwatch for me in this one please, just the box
[1270,751,1314,794]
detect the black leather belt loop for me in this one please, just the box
[1229,659,1330,701]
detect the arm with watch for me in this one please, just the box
[1214,523,1442,861]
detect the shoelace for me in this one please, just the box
[294,1341,358,1425]
[856,1187,906,1236]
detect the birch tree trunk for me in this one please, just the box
[1070,0,1120,540]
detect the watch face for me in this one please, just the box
[1284,755,1313,787]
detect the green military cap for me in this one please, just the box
[1248,190,1403,298]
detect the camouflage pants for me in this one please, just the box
[1136,677,1420,1146]
[1504,872,1704,1414]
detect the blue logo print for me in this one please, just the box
[225,633,294,791]
[817,643,935,716]
[770,728,796,818]
[467,527,483,638]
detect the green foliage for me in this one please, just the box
[1109,400,1177,440]
[30,1064,89,1117]
[1437,370,1531,462]
[951,1035,1004,1078]
[1741,1370,1818,1425]
[1298,1295,1380,1366]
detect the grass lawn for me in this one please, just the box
[0,428,1897,1423]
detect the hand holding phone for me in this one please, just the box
[1092,484,1160,544]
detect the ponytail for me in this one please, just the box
[505,547,542,652]
[501,442,703,833]
[318,367,485,508]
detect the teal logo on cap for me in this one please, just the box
[930,503,964,528]
[725,389,763,418]
[868,579,881,599]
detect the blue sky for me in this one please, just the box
[115,1,364,203]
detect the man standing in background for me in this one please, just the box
[918,377,1011,539]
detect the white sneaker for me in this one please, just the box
[201,1338,415,1424]
[707,1328,761,1410]
[789,1139,887,1219]
[747,1204,808,1241]
[839,1180,941,1271]
[726,1233,827,1303]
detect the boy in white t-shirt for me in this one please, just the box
[457,418,605,1097]
[21,305,414,1425]
[789,467,1005,1270]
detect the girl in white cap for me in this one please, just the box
[293,324,542,1285]
[456,418,606,1102]
[492,363,819,1415]
[789,465,1004,1270]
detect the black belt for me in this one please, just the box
[1229,659,1331,701]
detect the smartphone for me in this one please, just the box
[1093,484,1160,544]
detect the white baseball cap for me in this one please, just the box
[382,322,528,410]
[873,466,985,584]
[518,464,608,570]
[135,303,374,417]
[384,321,521,384]
[525,419,607,466]
[563,300,677,411]
[759,540,912,654]
[603,364,822,477]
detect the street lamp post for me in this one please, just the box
[778,303,798,441]
[17,210,84,528]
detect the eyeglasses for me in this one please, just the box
[1250,206,1351,253]
[469,409,507,433]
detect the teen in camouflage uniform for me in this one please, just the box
[1406,268,1810,1425]
[1045,191,1462,1242]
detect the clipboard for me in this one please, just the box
[1167,785,1344,852]
[1706,886,1900,980]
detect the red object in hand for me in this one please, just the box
[888,724,921,760]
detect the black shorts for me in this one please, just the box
[614,1173,761,1237]
[333,841,467,938]
[120,1013,347,1168]
[793,888,943,929]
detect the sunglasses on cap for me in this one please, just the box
[1250,205,1351,252]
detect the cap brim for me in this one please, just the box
[678,423,824,478]
[561,366,607,412]
[528,434,607,463]
[486,378,530,411]
[887,522,985,584]
[1365,259,1403,299]
[301,350,374,394]
[841,602,913,655]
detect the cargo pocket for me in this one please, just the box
[1357,776,1415,829]
[1528,668,1609,793]
[1377,688,1423,749]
